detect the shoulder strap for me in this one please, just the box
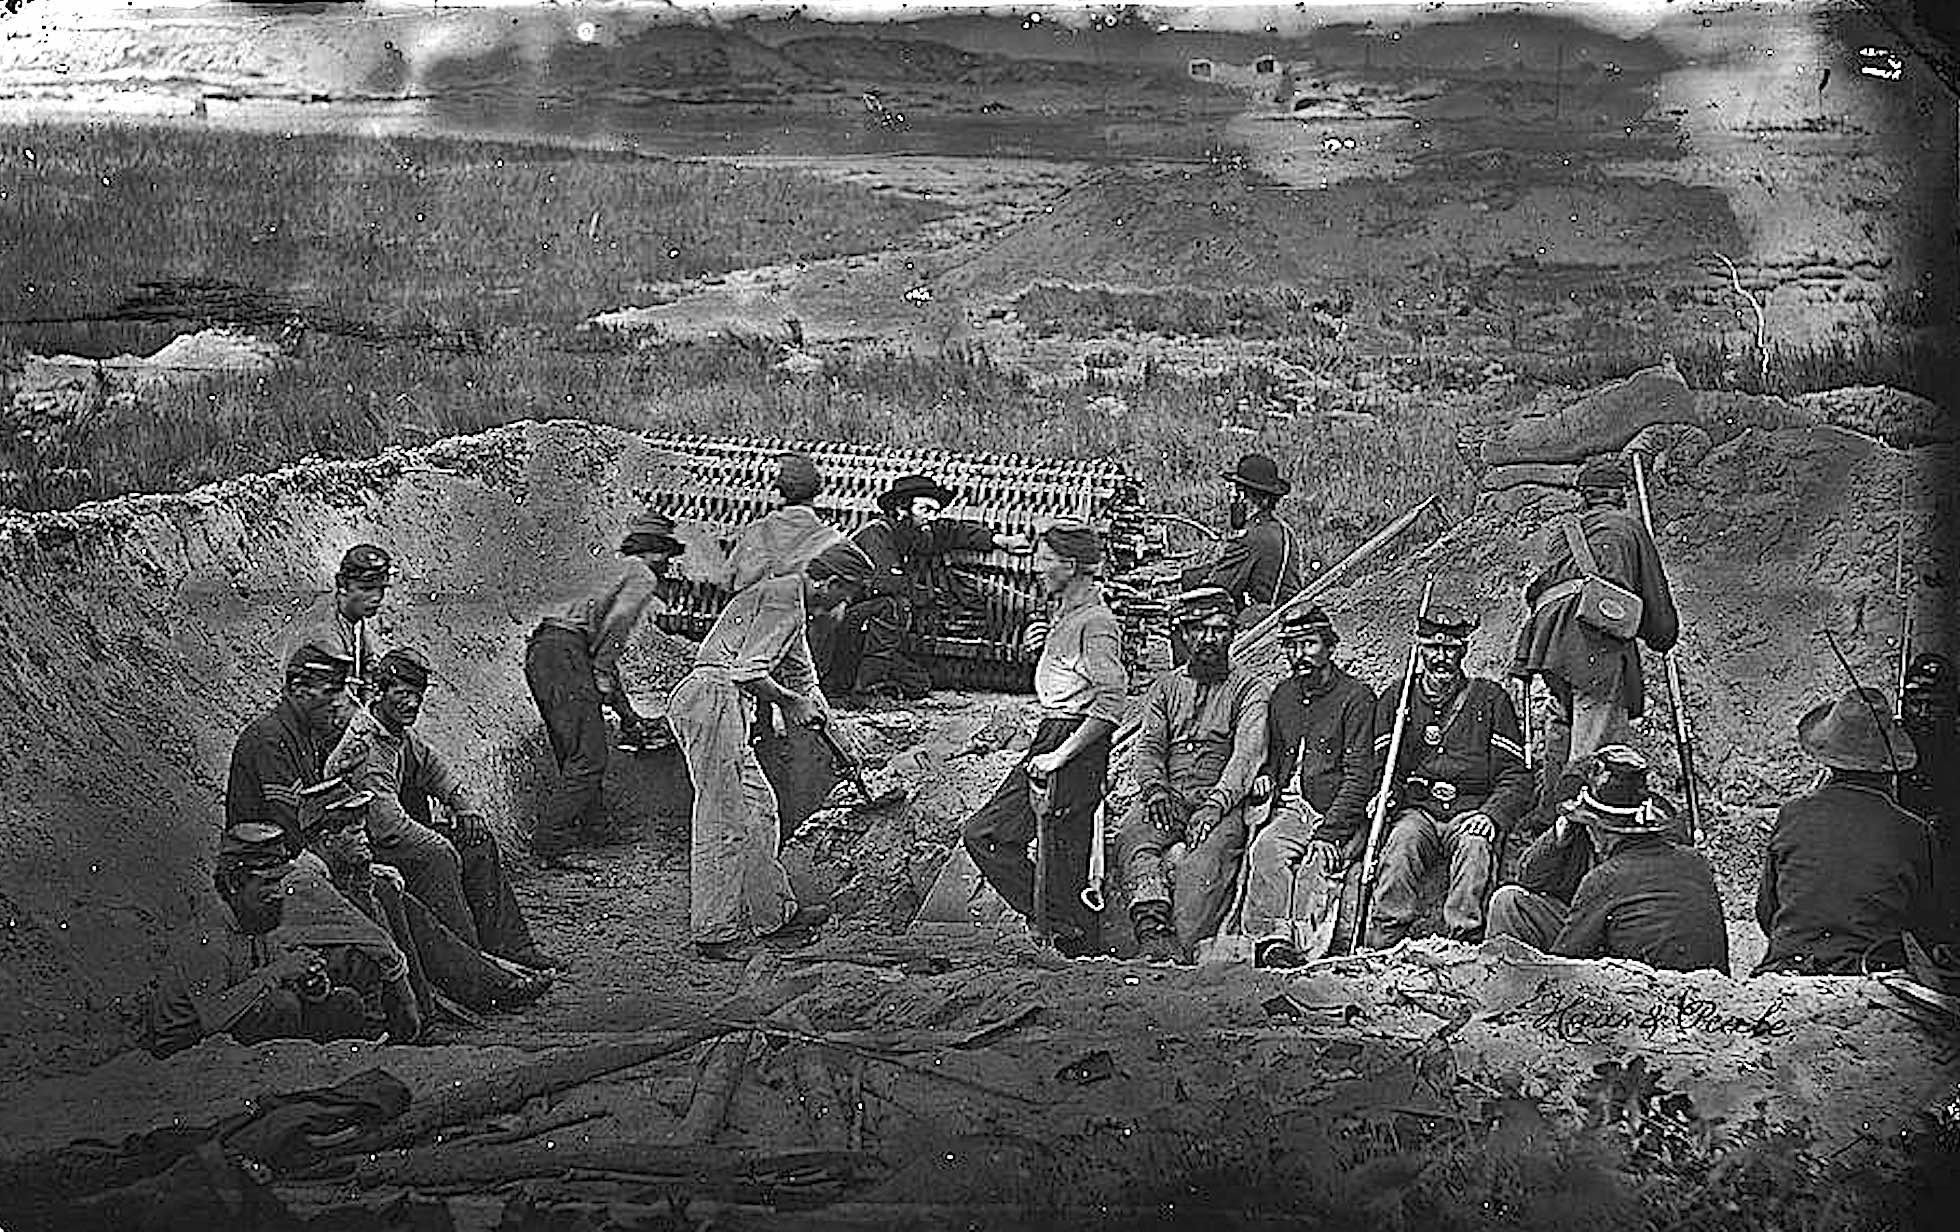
[1273,520,1296,605]
[1563,516,1601,577]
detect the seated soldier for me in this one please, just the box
[1488,746,1695,948]
[328,648,554,971]
[1365,602,1533,948]
[1494,747,1727,973]
[289,776,549,1019]
[227,641,358,844]
[145,824,378,1058]
[1756,688,1945,976]
[1241,605,1377,968]
[824,473,1032,700]
[1113,587,1270,962]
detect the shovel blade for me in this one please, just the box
[1195,932,1259,966]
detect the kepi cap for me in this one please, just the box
[1040,521,1103,567]
[373,647,433,690]
[776,452,822,503]
[337,544,393,586]
[1415,601,1479,647]
[620,508,684,557]
[1174,585,1237,626]
[217,822,295,875]
[286,639,355,684]
[1279,604,1338,644]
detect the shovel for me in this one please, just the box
[816,723,907,810]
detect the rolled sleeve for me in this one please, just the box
[1079,611,1129,725]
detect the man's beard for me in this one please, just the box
[1189,647,1232,682]
[1293,660,1329,687]
[892,519,927,552]
[1419,661,1459,698]
[1227,500,1249,531]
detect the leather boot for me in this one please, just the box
[1130,901,1177,962]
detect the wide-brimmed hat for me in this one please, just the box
[1574,745,1672,834]
[1415,601,1479,647]
[1221,453,1291,498]
[877,474,956,514]
[1797,688,1919,772]
[1279,604,1338,644]
[620,508,684,557]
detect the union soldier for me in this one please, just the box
[1510,455,1680,797]
[226,641,355,844]
[523,510,684,870]
[1241,604,1377,968]
[963,523,1124,960]
[1898,652,1959,935]
[277,544,393,699]
[1365,602,1534,948]
[1489,746,1725,973]
[823,473,1032,701]
[1755,688,1946,976]
[666,540,874,961]
[1181,453,1302,627]
[144,823,374,1057]
[327,648,551,969]
[1114,587,1270,962]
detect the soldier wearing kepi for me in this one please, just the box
[1511,455,1679,798]
[523,510,685,871]
[1365,602,1534,949]
[824,473,1033,701]
[1241,605,1378,968]
[278,544,394,698]
[327,647,552,970]
[1489,746,1725,973]
[145,823,375,1058]
[227,641,358,845]
[1114,586,1270,962]
[667,540,875,962]
[963,523,1124,960]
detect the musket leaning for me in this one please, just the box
[1351,578,1433,951]
[1631,455,1702,840]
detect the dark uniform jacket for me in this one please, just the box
[1511,506,1679,717]
[852,516,996,613]
[1375,676,1533,832]
[1513,801,1695,907]
[1756,782,1944,975]
[1265,666,1377,856]
[1553,838,1729,974]
[1201,512,1302,611]
[226,698,338,840]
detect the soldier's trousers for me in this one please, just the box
[668,668,800,946]
[1542,674,1631,804]
[1113,799,1248,949]
[371,818,535,960]
[963,717,1108,953]
[1485,885,1568,951]
[1365,806,1494,947]
[524,624,609,858]
[1241,799,1339,959]
[231,986,369,1047]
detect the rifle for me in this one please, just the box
[1630,455,1702,841]
[1895,473,1914,716]
[1351,578,1433,951]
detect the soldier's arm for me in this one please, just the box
[932,518,1000,554]
[1322,686,1380,846]
[1202,533,1259,601]
[1208,679,1271,812]
[230,729,302,834]
[1483,686,1534,832]
[1514,824,1585,897]
[1549,869,1613,959]
[1754,831,1779,937]
[1134,677,1173,804]
[412,738,484,822]
[1262,684,1303,802]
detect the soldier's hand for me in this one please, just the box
[781,695,823,730]
[1145,794,1181,834]
[1302,839,1342,876]
[266,949,325,987]
[1021,618,1048,656]
[1027,749,1066,781]
[994,531,1034,555]
[454,813,491,847]
[1249,774,1273,805]
[1185,803,1223,847]
[1458,812,1496,843]
[372,863,406,891]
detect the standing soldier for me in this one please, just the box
[824,473,1033,701]
[523,510,685,871]
[227,641,357,844]
[667,541,874,961]
[725,452,845,593]
[1365,602,1534,948]
[278,544,394,699]
[1511,456,1679,798]
[963,523,1124,960]
[1241,605,1378,967]
[1113,586,1269,963]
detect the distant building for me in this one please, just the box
[1188,59,1213,80]
[1255,55,1278,74]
